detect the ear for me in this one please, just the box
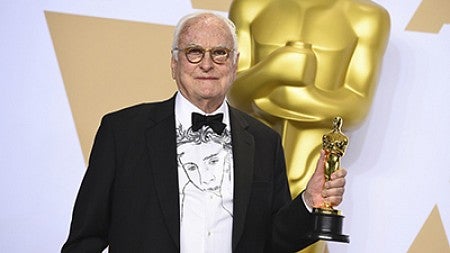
[233,52,240,73]
[170,56,177,80]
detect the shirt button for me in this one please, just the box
[208,231,211,236]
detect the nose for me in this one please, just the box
[201,169,216,184]
[198,52,214,71]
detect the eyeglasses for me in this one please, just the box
[173,46,233,64]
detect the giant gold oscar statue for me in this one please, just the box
[228,0,390,252]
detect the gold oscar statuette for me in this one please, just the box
[308,116,349,243]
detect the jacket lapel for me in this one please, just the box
[145,97,180,250]
[229,108,255,251]
[143,99,256,251]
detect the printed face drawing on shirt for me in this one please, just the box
[178,142,227,192]
[176,126,233,221]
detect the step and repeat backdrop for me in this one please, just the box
[1,1,449,252]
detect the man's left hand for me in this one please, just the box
[304,150,347,209]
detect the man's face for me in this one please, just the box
[178,142,229,192]
[171,15,238,108]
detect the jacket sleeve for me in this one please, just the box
[61,116,116,253]
[270,136,317,252]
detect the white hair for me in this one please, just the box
[171,12,239,64]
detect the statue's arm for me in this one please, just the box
[256,4,391,127]
[345,3,391,99]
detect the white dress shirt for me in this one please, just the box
[175,92,234,253]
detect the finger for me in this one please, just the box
[319,149,326,162]
[315,150,326,174]
[323,187,345,202]
[310,151,326,187]
[324,195,343,206]
[324,187,345,197]
[325,177,346,189]
[322,189,327,198]
[330,168,347,180]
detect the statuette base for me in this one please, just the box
[307,208,350,243]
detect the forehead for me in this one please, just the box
[179,15,233,47]
[178,141,223,159]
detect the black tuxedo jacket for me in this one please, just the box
[62,95,316,253]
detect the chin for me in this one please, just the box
[198,89,223,99]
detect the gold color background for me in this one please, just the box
[406,0,450,33]
[46,12,176,161]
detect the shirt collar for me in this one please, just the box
[175,92,230,130]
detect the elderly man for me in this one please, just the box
[61,12,347,253]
